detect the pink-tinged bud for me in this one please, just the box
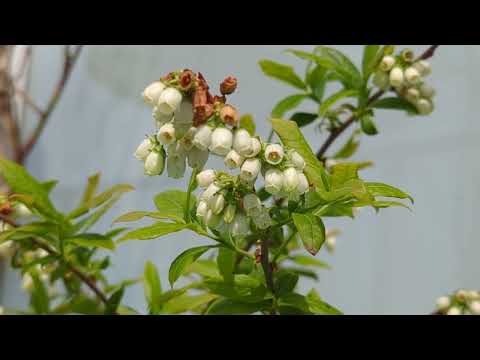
[179,69,195,91]
[196,169,216,188]
[209,128,233,156]
[220,105,239,126]
[220,76,238,95]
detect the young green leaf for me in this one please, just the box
[144,261,162,314]
[365,182,414,204]
[274,270,299,297]
[206,298,270,315]
[362,45,381,80]
[239,114,256,136]
[64,233,115,251]
[117,222,191,244]
[290,112,318,127]
[370,97,418,114]
[154,190,190,223]
[160,293,218,315]
[333,130,362,159]
[319,89,359,118]
[315,46,363,90]
[259,60,307,90]
[168,245,217,287]
[104,287,125,315]
[80,172,101,207]
[291,213,326,256]
[330,163,360,188]
[112,211,169,224]
[360,115,379,136]
[30,273,50,314]
[306,289,343,315]
[306,65,328,102]
[271,94,307,118]
[289,255,331,269]
[217,247,236,283]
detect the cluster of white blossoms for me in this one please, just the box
[436,289,480,315]
[136,72,312,238]
[372,49,435,116]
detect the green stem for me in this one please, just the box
[272,230,297,264]
[185,168,199,223]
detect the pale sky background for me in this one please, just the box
[1,45,478,315]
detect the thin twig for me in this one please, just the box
[15,88,43,116]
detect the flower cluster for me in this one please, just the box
[435,289,480,315]
[372,49,435,115]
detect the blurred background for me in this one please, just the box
[0,45,478,315]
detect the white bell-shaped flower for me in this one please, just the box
[224,150,244,169]
[223,204,236,224]
[193,125,213,151]
[283,168,299,192]
[134,138,153,161]
[208,193,226,215]
[230,212,250,238]
[144,151,165,176]
[389,67,404,88]
[264,144,284,165]
[240,158,261,183]
[157,87,183,115]
[296,173,310,195]
[196,169,216,189]
[435,296,451,311]
[201,183,221,202]
[153,107,173,129]
[416,98,433,115]
[379,56,395,72]
[404,67,421,85]
[196,201,208,219]
[13,203,32,219]
[413,60,432,77]
[205,209,222,228]
[209,128,233,156]
[469,301,480,315]
[157,123,176,146]
[143,81,166,106]
[264,168,284,195]
[446,307,461,316]
[233,129,253,157]
[419,83,436,99]
[243,193,262,216]
[244,138,261,158]
[289,150,305,171]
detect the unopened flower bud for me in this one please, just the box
[144,151,165,176]
[208,194,226,215]
[209,128,233,156]
[447,307,462,316]
[21,273,34,292]
[373,71,390,90]
[233,129,253,157]
[167,143,187,179]
[223,204,236,224]
[419,83,436,99]
[220,76,238,95]
[264,144,284,165]
[244,138,261,158]
[405,87,421,103]
[220,105,239,126]
[13,203,32,219]
[134,138,153,161]
[231,213,250,237]
[157,123,176,145]
[283,168,299,193]
[416,98,433,115]
[187,148,209,169]
[243,193,262,215]
[436,296,451,310]
[326,235,336,254]
[179,70,195,91]
[240,158,261,183]
[205,209,222,229]
[469,301,480,315]
[193,125,213,151]
[401,49,415,63]
[289,151,305,171]
[224,150,244,169]
[264,168,284,195]
[413,60,432,77]
[389,67,404,88]
[404,67,421,85]
[201,183,221,202]
[197,170,216,188]
[379,56,396,72]
[157,87,183,115]
[296,173,310,195]
[142,81,166,106]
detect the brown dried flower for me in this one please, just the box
[220,76,237,95]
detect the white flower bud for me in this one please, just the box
[134,138,153,161]
[36,249,49,259]
[326,235,336,254]
[264,168,284,195]
[142,81,166,106]
[244,138,261,158]
[413,60,432,77]
[166,143,186,179]
[283,168,299,193]
[13,203,32,219]
[405,87,421,103]
[223,204,236,224]
[289,151,306,171]
[201,183,221,202]
[416,98,433,115]
[240,158,261,183]
[21,273,34,292]
[205,209,222,229]
[224,150,244,169]
[187,148,209,170]
[436,296,451,310]
[379,56,396,72]
[0,240,15,259]
[373,71,390,90]
[233,129,253,157]
[144,151,165,176]
[157,87,183,115]
[469,301,480,315]
[389,67,404,88]
[404,67,421,85]
[264,144,284,165]
[447,307,462,316]
[193,125,213,151]
[419,83,436,99]
[243,193,262,216]
[231,213,250,238]
[296,173,310,195]
[196,201,208,219]
[196,170,216,189]
[153,107,173,129]
[209,128,233,156]
[157,123,176,145]
[208,194,226,215]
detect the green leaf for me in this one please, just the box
[306,289,343,315]
[370,97,418,114]
[271,119,329,191]
[30,273,50,314]
[330,163,360,189]
[319,89,358,117]
[117,222,192,244]
[275,271,299,297]
[74,195,123,233]
[217,248,235,283]
[80,173,101,207]
[292,213,326,256]
[364,201,412,211]
[112,211,169,224]
[160,293,218,315]
[290,112,318,127]
[168,245,217,287]
[144,261,162,314]
[204,275,269,303]
[259,60,306,90]
[315,46,363,89]
[65,233,115,251]
[185,260,220,278]
[271,94,307,118]
[154,190,190,223]
[289,255,331,269]
[0,222,58,244]
[360,115,378,136]
[306,65,328,102]
[333,130,361,159]
[365,182,414,204]
[104,287,125,315]
[206,298,270,315]
[239,114,256,136]
[41,180,59,194]
[315,202,355,218]
[278,293,312,314]
[362,45,381,80]
[0,158,63,223]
